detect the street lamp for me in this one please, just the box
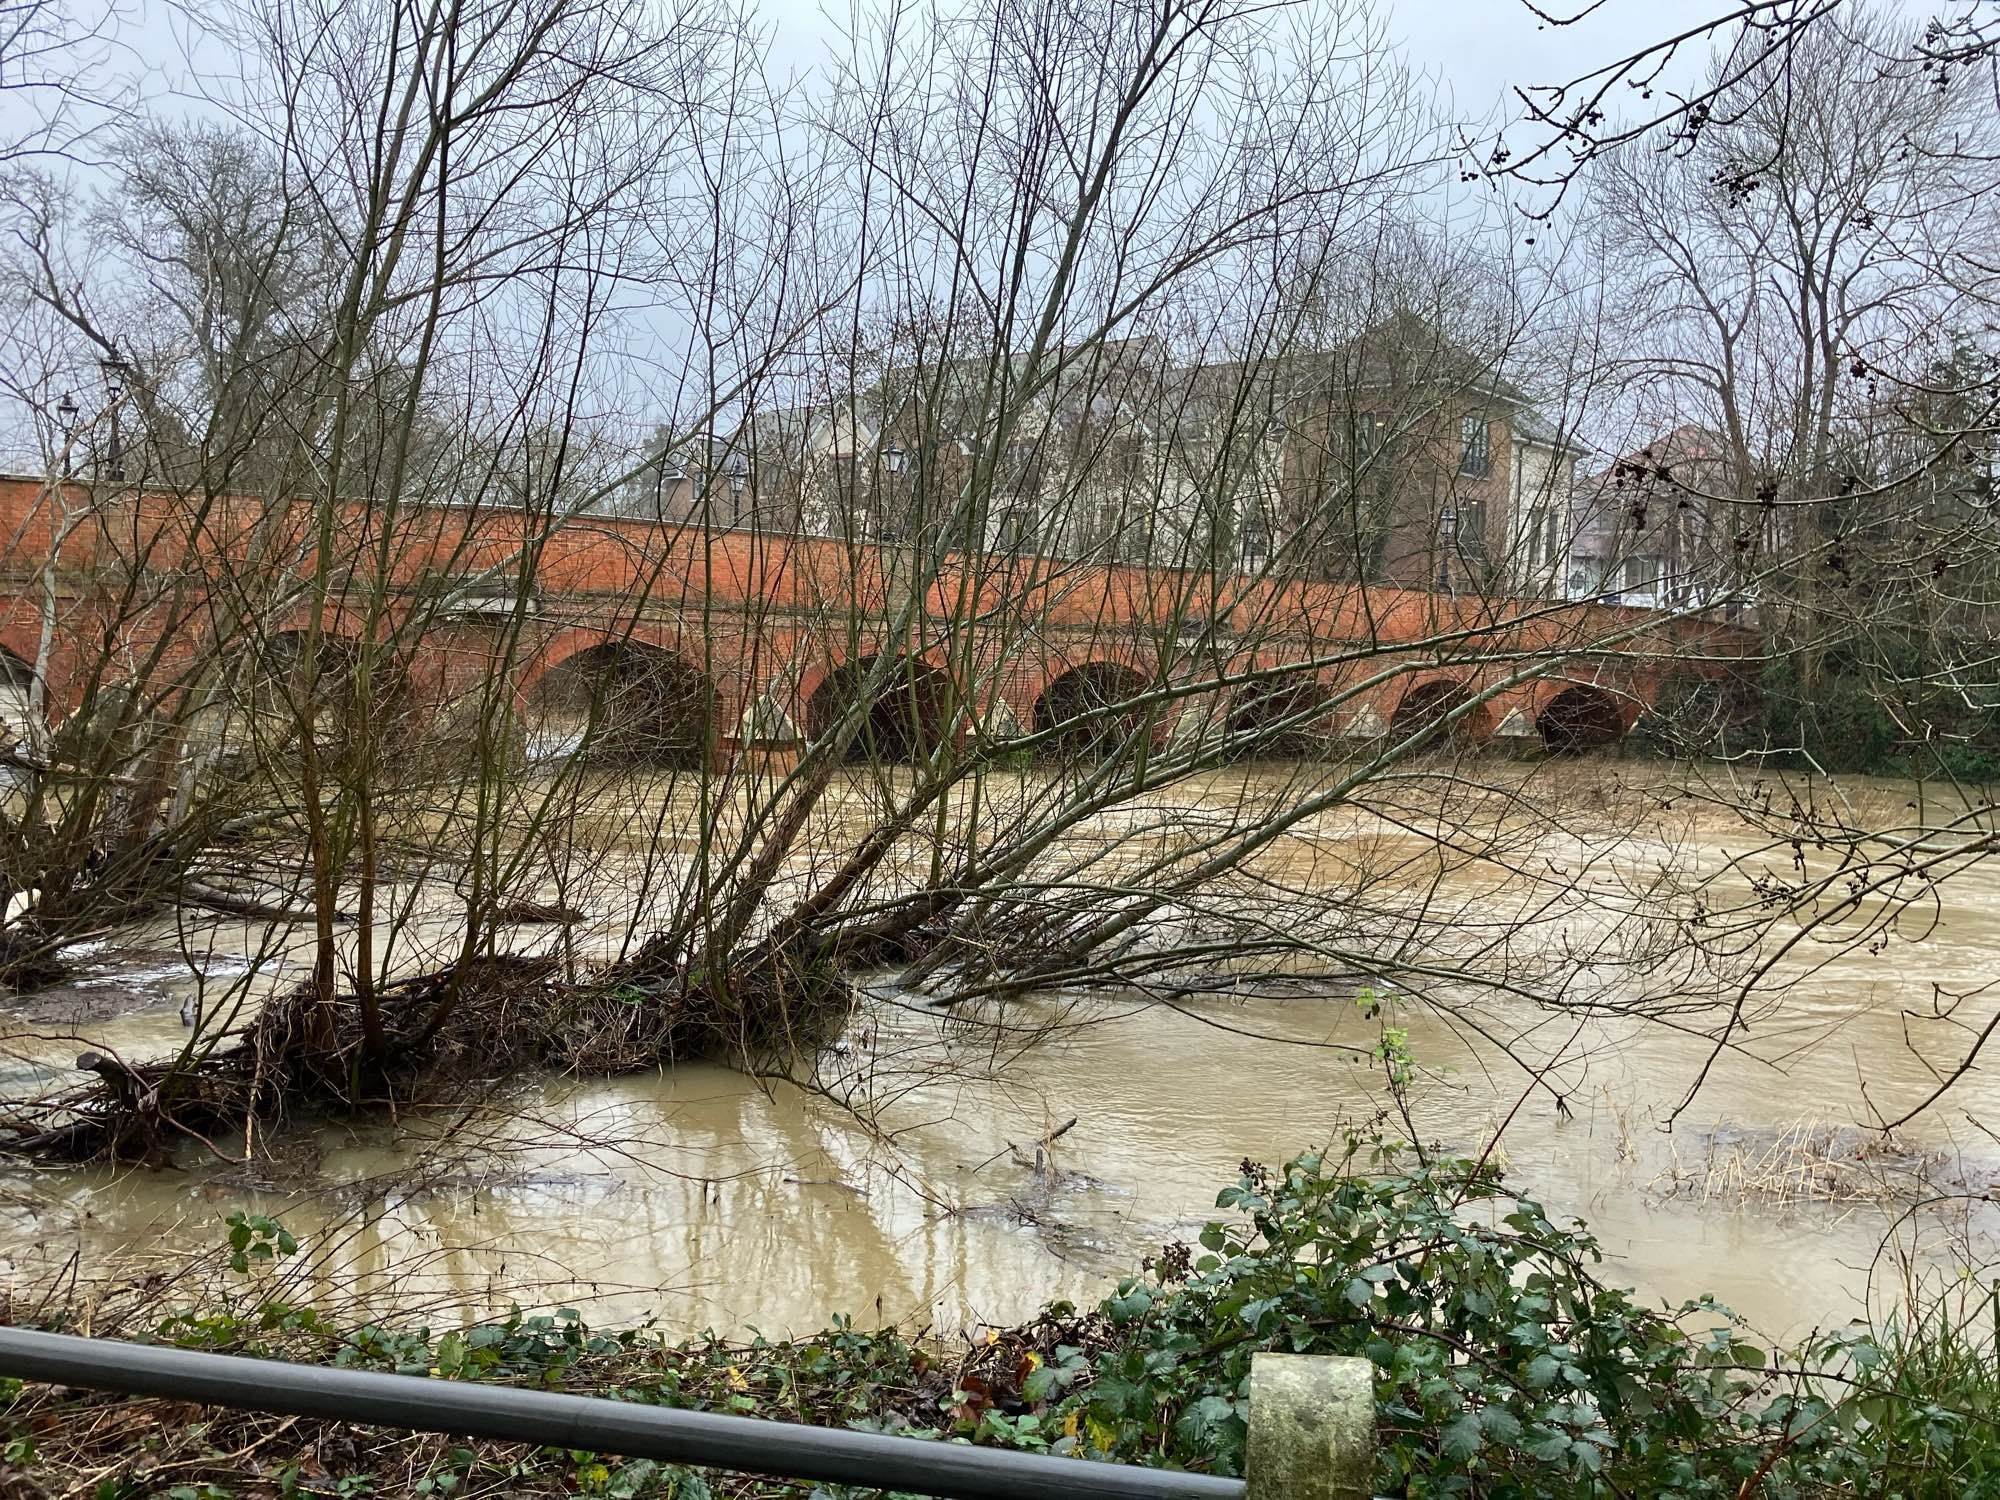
[98,357,132,482]
[725,453,748,527]
[1240,514,1269,569]
[1437,505,1458,591]
[876,445,908,539]
[55,392,78,477]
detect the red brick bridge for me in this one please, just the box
[0,476,1758,764]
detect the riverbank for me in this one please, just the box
[3,1149,1992,1498]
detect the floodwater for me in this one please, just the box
[1,762,1997,1345]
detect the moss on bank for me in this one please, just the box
[2,1148,1994,1498]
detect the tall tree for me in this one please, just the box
[1585,6,2000,694]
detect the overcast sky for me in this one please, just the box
[118,0,1734,131]
[747,0,1728,133]
[1388,0,1679,120]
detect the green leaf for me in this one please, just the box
[1478,1407,1523,1443]
[1523,1432,1572,1462]
[1173,1394,1237,1453]
[1106,1287,1152,1323]
[1439,1412,1484,1462]
[1239,1296,1281,1328]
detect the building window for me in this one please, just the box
[1349,412,1394,513]
[1352,412,1386,461]
[1458,414,1490,478]
[1456,500,1486,556]
[1526,507,1562,569]
[1622,555,1661,600]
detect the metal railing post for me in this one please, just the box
[1244,1354,1374,1500]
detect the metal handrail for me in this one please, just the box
[0,1327,1246,1500]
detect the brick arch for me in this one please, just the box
[1039,639,1154,680]
[1389,676,1493,747]
[259,621,367,657]
[255,622,413,690]
[1019,642,1157,719]
[518,630,718,767]
[245,618,407,694]
[260,610,377,645]
[242,625,422,749]
[1029,657,1156,757]
[1519,670,1647,717]
[788,632,902,729]
[1227,664,1338,757]
[1534,680,1634,753]
[803,649,956,764]
[515,624,709,698]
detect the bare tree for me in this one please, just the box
[0,0,120,167]
[1492,1,1998,202]
[11,0,1986,1181]
[1580,8,2000,738]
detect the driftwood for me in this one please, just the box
[179,881,347,925]
[0,943,864,1163]
[1,959,559,1162]
[492,898,586,926]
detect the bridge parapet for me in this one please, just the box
[0,474,1760,759]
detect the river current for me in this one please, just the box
[1,762,1995,1343]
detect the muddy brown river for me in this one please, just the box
[1,763,1996,1344]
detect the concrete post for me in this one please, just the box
[1245,1353,1374,1500]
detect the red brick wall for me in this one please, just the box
[0,474,1754,744]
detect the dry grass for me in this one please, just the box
[1650,1117,1950,1209]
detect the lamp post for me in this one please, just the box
[55,392,77,477]
[725,453,748,528]
[878,445,907,539]
[98,357,132,482]
[1437,505,1457,592]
